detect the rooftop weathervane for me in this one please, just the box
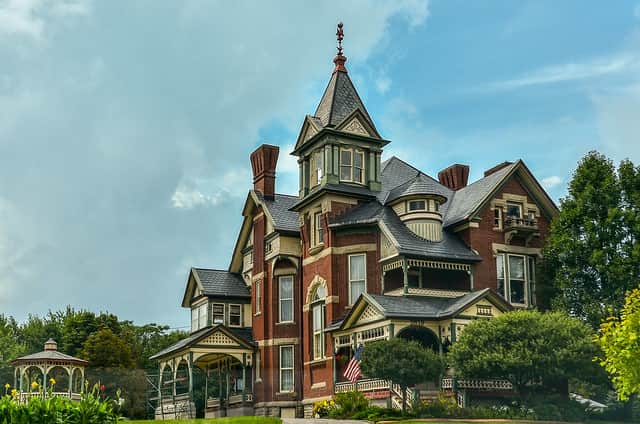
[333,21,347,73]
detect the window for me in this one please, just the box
[255,281,261,315]
[506,203,522,219]
[229,304,242,327]
[191,303,208,331]
[496,253,536,306]
[494,208,502,229]
[311,150,324,187]
[314,212,324,246]
[255,351,261,381]
[279,345,294,392]
[527,210,536,221]
[339,148,365,183]
[191,308,198,332]
[212,303,225,324]
[340,149,352,181]
[279,275,294,323]
[311,285,326,360]
[265,241,272,254]
[408,200,426,211]
[349,254,366,305]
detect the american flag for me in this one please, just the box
[343,345,364,383]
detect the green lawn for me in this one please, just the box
[131,418,281,424]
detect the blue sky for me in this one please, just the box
[1,1,639,329]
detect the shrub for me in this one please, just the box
[0,384,120,424]
[327,391,369,419]
[311,398,336,418]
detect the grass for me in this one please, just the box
[131,418,281,424]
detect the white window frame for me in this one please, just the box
[211,303,225,325]
[339,148,365,184]
[506,202,523,219]
[255,280,261,315]
[494,207,503,230]
[311,285,326,360]
[313,212,324,247]
[348,253,367,305]
[279,345,295,393]
[496,253,534,307]
[311,149,324,187]
[408,200,426,211]
[255,350,262,382]
[191,308,198,332]
[278,275,294,323]
[228,304,242,327]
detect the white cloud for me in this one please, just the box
[541,176,562,189]
[0,0,90,40]
[375,76,392,94]
[481,53,639,92]
[171,169,250,209]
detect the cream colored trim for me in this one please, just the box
[303,243,376,266]
[254,401,301,408]
[302,395,332,404]
[305,275,328,306]
[311,382,327,389]
[492,243,542,257]
[303,357,333,366]
[273,267,297,276]
[252,272,265,282]
[252,212,265,222]
[257,337,300,347]
[452,222,480,232]
[326,295,339,304]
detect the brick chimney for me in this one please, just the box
[484,161,513,177]
[250,144,279,198]
[438,164,470,191]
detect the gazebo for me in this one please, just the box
[11,339,88,402]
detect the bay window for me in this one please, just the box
[496,253,536,306]
[348,254,366,305]
[279,345,294,392]
[279,275,294,323]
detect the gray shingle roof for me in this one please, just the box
[329,202,480,262]
[443,162,518,227]
[193,268,250,298]
[368,289,494,319]
[314,70,378,132]
[13,350,88,365]
[254,192,299,233]
[385,173,451,204]
[149,325,255,360]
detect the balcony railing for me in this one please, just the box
[503,217,538,231]
[441,378,513,390]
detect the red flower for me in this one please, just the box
[100,384,105,392]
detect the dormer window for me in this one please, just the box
[212,303,225,324]
[340,148,365,184]
[408,200,426,211]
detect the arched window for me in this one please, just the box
[311,285,326,360]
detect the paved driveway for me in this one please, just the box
[283,419,368,424]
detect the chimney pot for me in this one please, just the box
[250,144,279,198]
[438,164,470,191]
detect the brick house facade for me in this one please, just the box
[150,25,558,419]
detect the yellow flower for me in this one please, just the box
[11,389,18,397]
[4,383,9,389]
[31,381,39,390]
[49,378,56,386]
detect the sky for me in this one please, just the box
[1,0,639,330]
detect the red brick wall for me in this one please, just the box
[463,175,551,292]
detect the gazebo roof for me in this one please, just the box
[12,339,88,367]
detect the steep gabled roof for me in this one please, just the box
[314,70,379,136]
[149,325,255,360]
[182,268,250,307]
[254,191,299,234]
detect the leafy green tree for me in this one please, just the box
[131,323,187,370]
[360,338,444,413]
[541,152,640,328]
[80,328,135,369]
[597,287,640,400]
[18,312,64,354]
[450,310,597,394]
[0,315,25,387]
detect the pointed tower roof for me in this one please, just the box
[312,23,380,136]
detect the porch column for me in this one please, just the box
[188,352,194,394]
[402,258,409,294]
[242,354,247,403]
[469,268,474,290]
[381,270,386,293]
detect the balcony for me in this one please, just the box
[503,217,539,244]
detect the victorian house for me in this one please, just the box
[150,24,558,419]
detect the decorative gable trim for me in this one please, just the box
[200,330,238,347]
[335,108,381,139]
[341,117,369,136]
[340,293,386,330]
[294,115,323,150]
[181,269,203,308]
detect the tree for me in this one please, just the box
[0,315,25,387]
[597,287,640,401]
[360,338,443,413]
[541,152,640,328]
[79,328,135,369]
[450,310,597,394]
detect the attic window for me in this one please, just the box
[408,200,426,211]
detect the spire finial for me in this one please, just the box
[333,21,347,73]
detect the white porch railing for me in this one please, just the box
[441,378,513,390]
[18,392,81,403]
[206,393,254,409]
[335,378,416,410]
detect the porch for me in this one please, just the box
[381,257,474,297]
